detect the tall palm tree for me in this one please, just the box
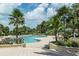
[49,15,61,41]
[57,5,70,39]
[9,8,25,44]
[72,3,79,39]
[69,10,76,39]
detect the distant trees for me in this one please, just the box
[0,24,10,36]
[36,21,48,34]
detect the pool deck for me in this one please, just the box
[0,36,78,56]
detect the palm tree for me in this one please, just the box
[71,3,79,39]
[57,5,70,39]
[69,10,76,39]
[49,15,61,41]
[9,8,25,44]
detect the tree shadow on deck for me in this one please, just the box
[34,45,77,56]
[34,49,77,56]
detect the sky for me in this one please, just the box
[0,3,72,30]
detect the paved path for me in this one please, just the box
[0,47,77,56]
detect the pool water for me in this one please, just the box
[23,35,44,43]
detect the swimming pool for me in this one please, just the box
[23,35,45,43]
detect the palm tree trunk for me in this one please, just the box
[73,31,76,39]
[73,19,76,39]
[64,18,66,40]
[55,29,58,42]
[16,23,19,43]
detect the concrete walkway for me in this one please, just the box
[0,47,76,56]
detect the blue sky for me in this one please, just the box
[0,3,72,30]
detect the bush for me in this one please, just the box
[57,40,65,46]
[0,38,14,44]
[52,39,79,47]
[65,40,72,47]
[15,37,24,44]
[63,30,71,41]
[0,37,24,44]
[71,41,79,47]
[53,40,65,46]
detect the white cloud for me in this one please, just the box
[47,8,56,17]
[24,3,57,27]
[0,3,22,18]
[25,3,48,21]
[0,3,22,30]
[0,3,21,14]
[39,3,49,8]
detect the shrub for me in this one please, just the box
[71,41,79,47]
[0,37,24,44]
[0,38,14,44]
[52,39,79,47]
[15,37,24,44]
[52,40,65,46]
[63,30,71,41]
[65,40,72,47]
[57,40,65,46]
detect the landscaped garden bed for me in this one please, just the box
[0,44,23,48]
[49,39,79,52]
[0,37,25,48]
[52,40,79,47]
